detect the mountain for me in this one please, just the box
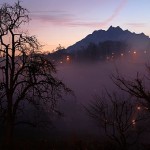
[49,26,150,63]
[67,26,150,53]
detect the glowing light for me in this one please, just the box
[60,61,63,64]
[132,119,136,125]
[145,107,149,110]
[137,106,141,110]
[133,51,136,54]
[121,53,124,56]
[144,51,147,54]
[66,56,70,61]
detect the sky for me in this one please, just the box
[1,0,150,52]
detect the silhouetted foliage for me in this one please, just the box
[49,41,129,63]
[49,45,67,63]
[0,1,70,149]
[112,68,150,111]
[71,41,129,61]
[86,92,147,150]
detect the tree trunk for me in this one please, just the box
[3,117,14,150]
[3,104,14,150]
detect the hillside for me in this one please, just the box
[67,26,150,53]
[49,26,150,62]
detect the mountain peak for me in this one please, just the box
[108,25,113,30]
[107,26,123,31]
[67,26,150,52]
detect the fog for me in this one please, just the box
[50,51,150,137]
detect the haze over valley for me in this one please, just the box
[1,1,150,149]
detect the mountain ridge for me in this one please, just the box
[67,26,150,53]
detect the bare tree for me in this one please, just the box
[86,92,147,150]
[0,1,71,148]
[112,69,150,110]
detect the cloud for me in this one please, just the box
[30,10,66,14]
[30,11,74,24]
[30,0,128,28]
[99,0,128,27]
[31,12,101,28]
[125,23,146,28]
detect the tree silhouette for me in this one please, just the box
[112,70,150,110]
[86,92,147,150]
[0,1,70,149]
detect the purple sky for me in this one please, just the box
[1,0,150,52]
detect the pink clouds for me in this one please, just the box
[99,0,128,27]
[30,0,128,28]
[31,13,73,25]
[31,13,101,28]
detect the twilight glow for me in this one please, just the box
[1,0,150,52]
